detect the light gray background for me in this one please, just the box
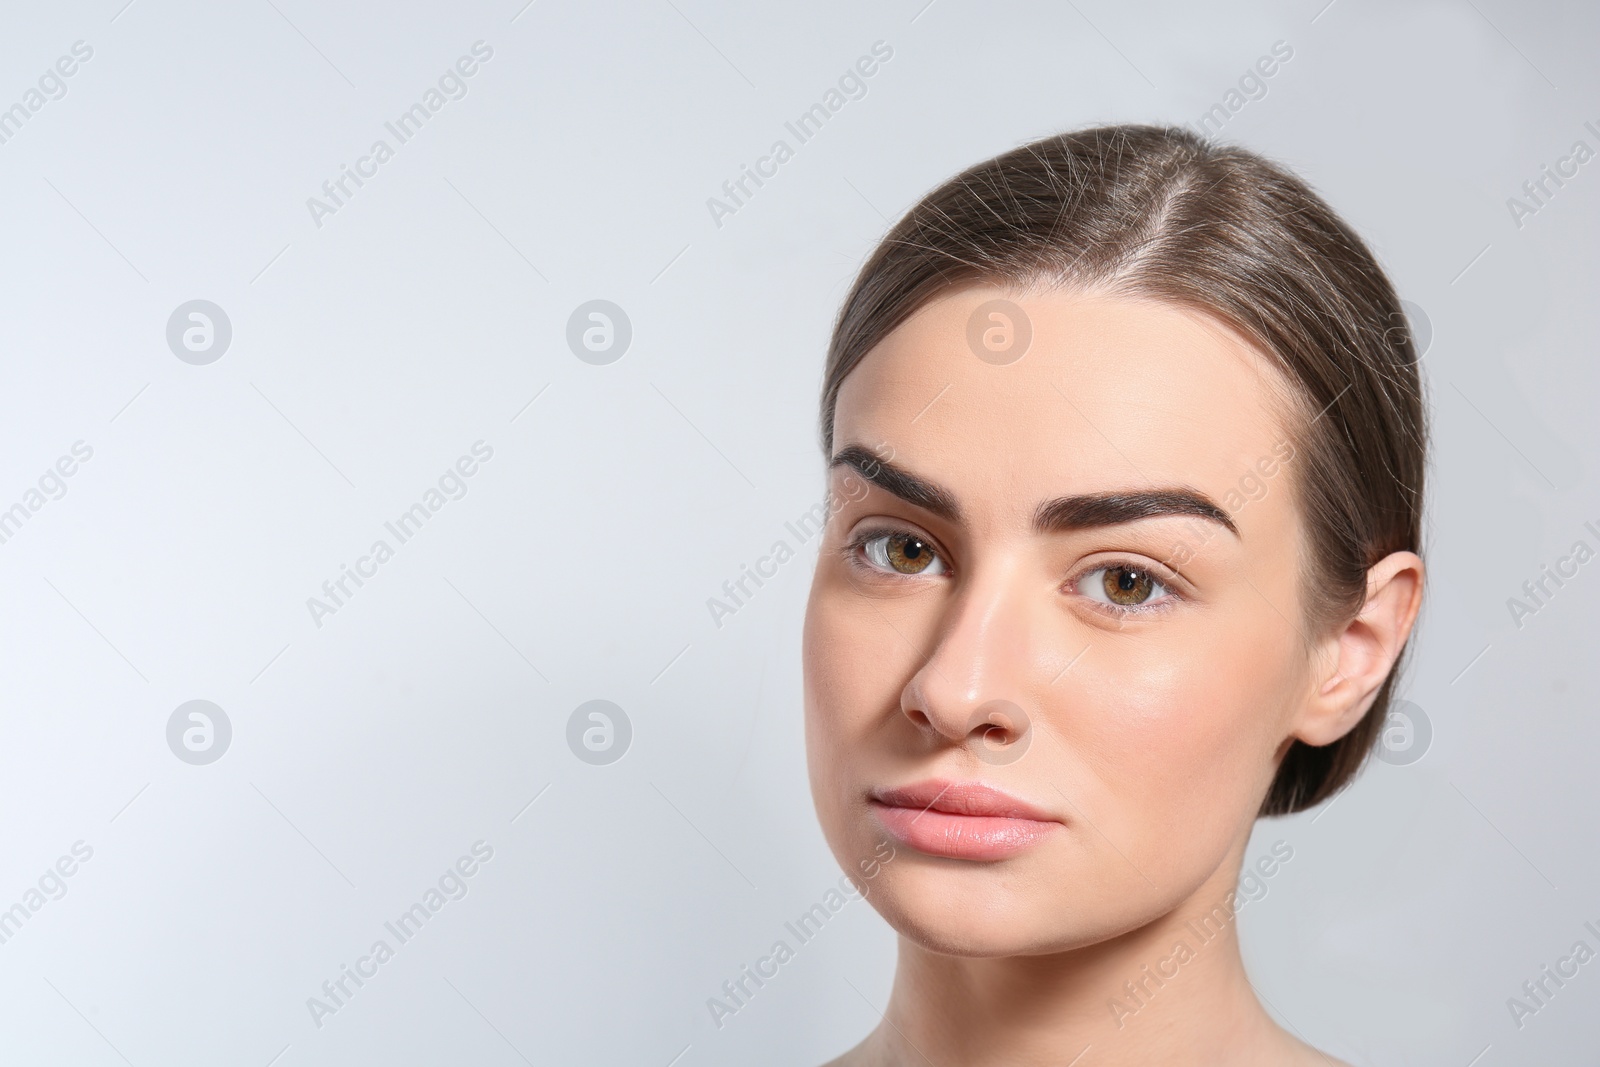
[0,0,1594,1063]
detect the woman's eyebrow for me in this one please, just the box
[829,444,1239,537]
[1034,489,1238,537]
[831,445,963,522]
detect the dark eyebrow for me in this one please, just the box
[830,445,964,523]
[828,444,1238,538]
[1033,489,1238,537]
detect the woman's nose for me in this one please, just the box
[898,567,1042,761]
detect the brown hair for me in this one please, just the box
[819,123,1426,816]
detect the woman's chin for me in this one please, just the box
[862,875,1134,958]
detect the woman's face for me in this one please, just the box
[803,285,1323,956]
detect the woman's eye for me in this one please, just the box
[1075,564,1170,610]
[859,531,947,576]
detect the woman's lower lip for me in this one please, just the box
[869,799,1060,860]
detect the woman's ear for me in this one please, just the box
[1293,551,1425,747]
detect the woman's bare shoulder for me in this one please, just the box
[1285,1034,1356,1067]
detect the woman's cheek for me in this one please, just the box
[1065,646,1259,832]
[805,604,872,727]
[809,573,924,727]
[803,596,879,798]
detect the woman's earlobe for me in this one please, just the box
[1295,551,1425,746]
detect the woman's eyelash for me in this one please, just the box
[841,530,1186,617]
[1067,560,1184,616]
[843,527,950,578]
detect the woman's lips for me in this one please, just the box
[868,779,1063,860]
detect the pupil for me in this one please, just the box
[903,540,924,559]
[1101,566,1153,607]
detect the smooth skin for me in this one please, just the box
[803,285,1423,1066]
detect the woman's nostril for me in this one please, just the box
[966,699,1033,765]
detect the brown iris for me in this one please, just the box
[1102,565,1155,606]
[884,533,937,574]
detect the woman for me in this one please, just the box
[804,124,1425,1065]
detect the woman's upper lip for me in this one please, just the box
[869,778,1060,822]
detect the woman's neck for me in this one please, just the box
[827,848,1336,1067]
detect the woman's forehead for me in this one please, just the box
[833,286,1298,508]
